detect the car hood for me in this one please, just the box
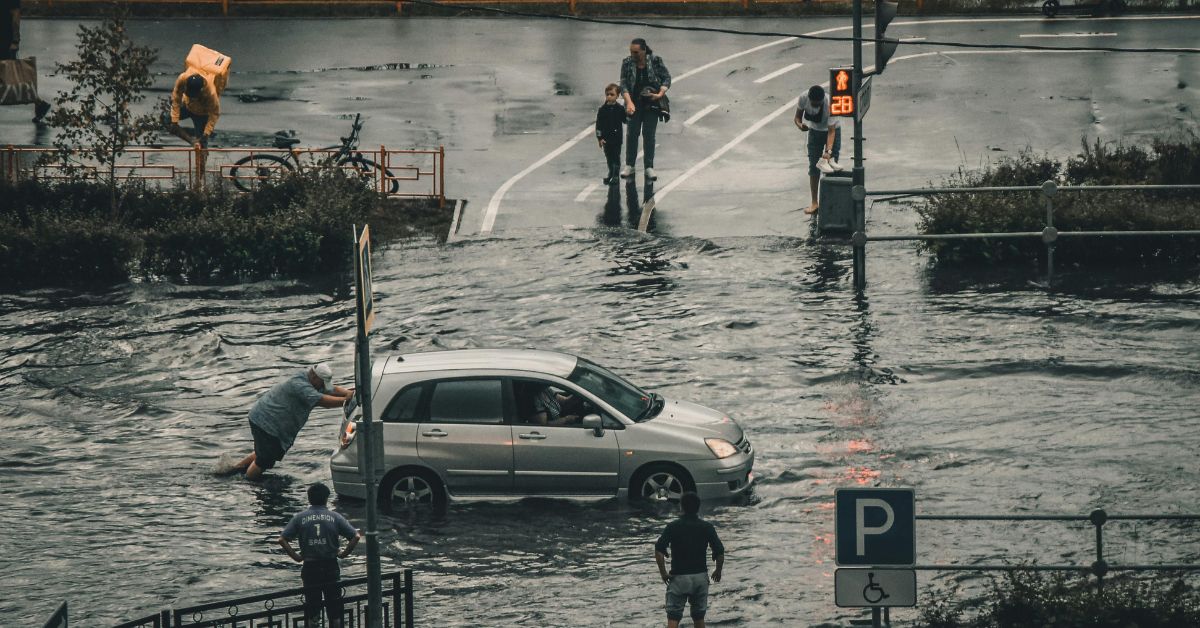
[651,398,744,442]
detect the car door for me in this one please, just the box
[416,377,513,495]
[511,379,620,495]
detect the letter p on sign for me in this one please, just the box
[835,488,915,566]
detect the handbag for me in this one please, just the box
[0,57,39,106]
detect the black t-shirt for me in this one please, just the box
[655,514,725,576]
[634,66,650,106]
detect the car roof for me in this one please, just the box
[382,349,579,379]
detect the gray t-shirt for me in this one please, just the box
[281,506,358,561]
[248,371,324,450]
[796,93,840,132]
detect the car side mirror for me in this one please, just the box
[581,414,604,437]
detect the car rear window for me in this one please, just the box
[382,385,424,423]
[427,379,504,425]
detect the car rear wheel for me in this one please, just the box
[631,464,696,503]
[381,469,446,513]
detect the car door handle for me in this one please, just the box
[421,430,448,438]
[518,432,547,440]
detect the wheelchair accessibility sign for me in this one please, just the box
[835,569,917,607]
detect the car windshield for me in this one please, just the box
[568,359,652,421]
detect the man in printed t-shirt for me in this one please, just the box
[279,483,362,628]
[229,363,354,480]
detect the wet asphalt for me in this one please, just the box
[1,15,1197,239]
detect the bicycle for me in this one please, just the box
[228,113,399,193]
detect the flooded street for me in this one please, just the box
[3,231,1199,625]
[3,12,1200,627]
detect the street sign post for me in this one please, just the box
[835,488,916,566]
[353,224,383,628]
[835,568,917,607]
[857,76,873,122]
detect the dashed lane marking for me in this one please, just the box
[754,62,805,84]
[684,104,720,127]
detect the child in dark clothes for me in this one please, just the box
[596,83,626,185]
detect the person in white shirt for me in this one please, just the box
[793,84,843,215]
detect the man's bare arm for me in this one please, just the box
[278,536,302,563]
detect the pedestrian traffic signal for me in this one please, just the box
[829,68,855,117]
[875,0,899,74]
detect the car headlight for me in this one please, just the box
[705,438,738,459]
[339,420,357,449]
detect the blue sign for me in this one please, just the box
[835,488,915,566]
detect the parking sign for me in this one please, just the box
[835,488,915,566]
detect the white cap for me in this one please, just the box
[310,363,334,394]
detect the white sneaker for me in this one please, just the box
[620,165,634,178]
[829,158,845,171]
[816,157,835,174]
[645,167,657,181]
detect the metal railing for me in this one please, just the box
[2,144,445,205]
[850,181,1200,286]
[111,569,414,628]
[915,509,1200,588]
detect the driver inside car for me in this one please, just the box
[532,385,586,426]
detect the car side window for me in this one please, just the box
[382,385,424,423]
[427,379,504,425]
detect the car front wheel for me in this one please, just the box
[631,464,696,503]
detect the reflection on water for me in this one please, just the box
[1,232,1199,626]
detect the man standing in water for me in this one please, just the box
[279,482,361,628]
[229,363,353,480]
[654,492,725,628]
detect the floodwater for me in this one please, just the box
[2,226,1199,626]
[3,13,1200,627]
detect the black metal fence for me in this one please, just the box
[109,569,414,628]
[915,509,1200,587]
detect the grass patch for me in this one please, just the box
[912,135,1200,269]
[0,171,453,289]
[917,571,1200,628]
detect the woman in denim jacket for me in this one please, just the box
[619,38,671,181]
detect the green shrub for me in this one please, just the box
[916,571,1200,628]
[0,167,437,289]
[913,135,1200,268]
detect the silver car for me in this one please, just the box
[330,349,754,509]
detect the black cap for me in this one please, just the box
[185,74,206,97]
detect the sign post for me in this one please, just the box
[353,224,383,628]
[835,488,917,627]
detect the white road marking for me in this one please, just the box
[483,14,1200,235]
[575,182,600,202]
[684,104,720,127]
[754,62,805,84]
[638,98,799,231]
[1020,32,1118,38]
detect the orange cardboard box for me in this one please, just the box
[185,44,231,94]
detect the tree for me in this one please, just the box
[40,7,165,214]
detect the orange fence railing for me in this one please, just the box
[2,144,446,206]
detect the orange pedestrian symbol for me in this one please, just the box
[837,70,850,92]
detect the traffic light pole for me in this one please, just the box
[851,0,867,291]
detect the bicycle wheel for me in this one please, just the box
[229,154,294,192]
[339,156,400,194]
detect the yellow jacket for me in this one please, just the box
[170,71,221,136]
